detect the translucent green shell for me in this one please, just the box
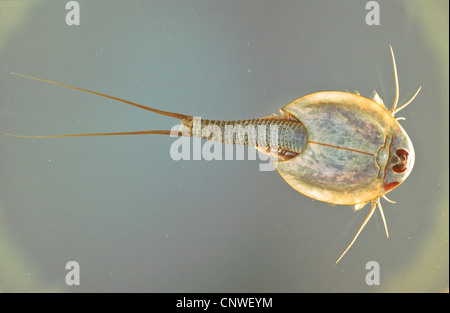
[276,91,414,205]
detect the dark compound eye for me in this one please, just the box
[393,163,407,173]
[396,149,409,160]
[392,149,409,173]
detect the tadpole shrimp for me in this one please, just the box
[6,46,421,263]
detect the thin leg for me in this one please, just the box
[392,86,422,115]
[335,201,377,264]
[389,45,400,114]
[377,201,389,238]
[382,195,396,203]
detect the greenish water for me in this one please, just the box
[0,0,448,292]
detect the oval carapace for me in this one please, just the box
[276,90,415,205]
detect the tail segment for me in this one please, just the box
[5,130,173,138]
[7,73,191,138]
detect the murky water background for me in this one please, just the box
[0,0,448,292]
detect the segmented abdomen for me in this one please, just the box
[181,116,307,159]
